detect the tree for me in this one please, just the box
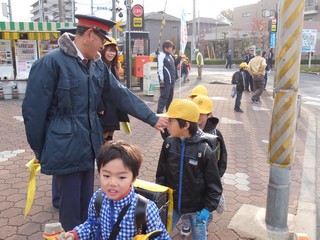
[217,9,233,25]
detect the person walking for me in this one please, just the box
[233,62,247,112]
[98,37,130,142]
[157,40,177,114]
[243,47,255,91]
[226,50,232,69]
[262,50,270,89]
[195,49,204,80]
[268,48,274,70]
[248,49,267,103]
[181,55,190,83]
[22,14,167,231]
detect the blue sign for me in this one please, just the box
[270,32,276,48]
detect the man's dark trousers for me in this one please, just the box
[56,168,94,231]
[157,82,174,113]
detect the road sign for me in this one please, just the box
[116,20,123,32]
[270,32,276,48]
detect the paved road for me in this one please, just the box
[0,67,313,239]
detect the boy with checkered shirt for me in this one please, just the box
[60,141,170,240]
[156,99,222,240]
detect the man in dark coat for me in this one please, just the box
[22,14,167,231]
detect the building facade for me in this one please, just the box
[30,0,74,22]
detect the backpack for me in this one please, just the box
[231,71,242,85]
[94,192,149,235]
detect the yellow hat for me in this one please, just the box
[188,85,208,98]
[104,36,117,46]
[193,95,213,114]
[156,99,200,122]
[239,62,248,69]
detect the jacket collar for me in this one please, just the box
[58,32,101,61]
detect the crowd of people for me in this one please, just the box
[21,12,274,240]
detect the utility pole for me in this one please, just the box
[7,0,12,21]
[191,0,196,61]
[125,0,132,88]
[71,0,75,22]
[266,0,305,231]
[112,0,116,38]
[91,0,94,15]
[58,0,65,22]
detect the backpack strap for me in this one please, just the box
[135,194,148,234]
[94,192,150,237]
[94,191,104,219]
[109,203,131,240]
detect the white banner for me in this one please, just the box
[180,8,188,54]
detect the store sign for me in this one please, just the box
[131,4,144,30]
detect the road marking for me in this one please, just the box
[0,149,25,163]
[221,117,243,124]
[303,101,320,106]
[13,116,24,122]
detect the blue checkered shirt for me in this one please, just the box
[73,187,171,239]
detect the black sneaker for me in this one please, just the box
[180,226,191,236]
[235,109,244,113]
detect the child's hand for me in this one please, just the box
[58,232,75,240]
[196,208,211,223]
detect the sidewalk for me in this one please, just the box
[0,68,315,239]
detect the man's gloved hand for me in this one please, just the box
[196,208,211,223]
[160,81,165,88]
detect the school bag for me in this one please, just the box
[231,70,242,85]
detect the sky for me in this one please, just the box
[0,0,259,22]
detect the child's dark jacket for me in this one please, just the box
[156,130,222,214]
[203,117,228,177]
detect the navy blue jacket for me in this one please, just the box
[22,33,158,175]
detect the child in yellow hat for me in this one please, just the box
[180,95,228,237]
[156,99,222,240]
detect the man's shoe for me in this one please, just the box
[180,226,191,236]
[235,109,244,113]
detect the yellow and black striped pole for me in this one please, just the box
[155,0,167,54]
[266,0,305,230]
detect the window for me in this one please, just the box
[305,0,315,7]
[242,12,251,17]
[262,9,275,17]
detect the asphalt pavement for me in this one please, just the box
[0,67,316,240]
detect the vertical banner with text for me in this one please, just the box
[180,8,188,54]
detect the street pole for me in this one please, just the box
[71,0,75,22]
[58,0,65,22]
[191,0,196,62]
[125,0,132,88]
[7,0,12,21]
[112,0,116,38]
[266,0,305,231]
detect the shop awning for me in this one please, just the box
[0,21,77,40]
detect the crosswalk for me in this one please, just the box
[301,96,320,106]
